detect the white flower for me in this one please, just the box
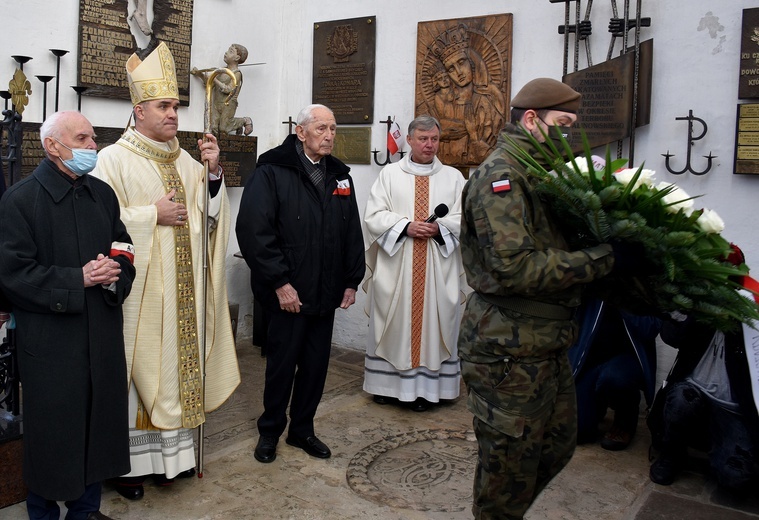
[614,168,656,191]
[656,182,695,214]
[697,208,725,233]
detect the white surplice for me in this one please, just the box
[362,154,468,402]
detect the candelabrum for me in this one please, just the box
[50,49,69,112]
[36,75,54,120]
[72,86,88,112]
[0,91,10,112]
[11,55,32,71]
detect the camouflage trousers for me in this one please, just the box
[460,352,577,520]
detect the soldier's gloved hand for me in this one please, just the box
[610,240,649,276]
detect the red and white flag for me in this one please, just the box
[387,120,403,155]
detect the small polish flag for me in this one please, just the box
[387,120,403,155]
[491,179,511,193]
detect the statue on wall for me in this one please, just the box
[191,44,253,136]
[416,16,512,168]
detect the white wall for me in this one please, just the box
[3,1,759,350]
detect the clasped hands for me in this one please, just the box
[407,221,440,239]
[276,283,356,313]
[82,253,121,288]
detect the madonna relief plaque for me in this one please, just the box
[415,15,512,168]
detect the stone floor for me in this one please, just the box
[1,343,759,520]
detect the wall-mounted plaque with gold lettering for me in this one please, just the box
[415,15,512,169]
[739,8,759,99]
[735,103,759,174]
[77,0,194,105]
[563,39,653,150]
[18,123,254,187]
[312,16,376,124]
[332,127,371,165]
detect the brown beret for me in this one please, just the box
[511,78,581,113]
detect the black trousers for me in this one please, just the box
[257,310,335,439]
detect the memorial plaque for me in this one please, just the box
[415,15,512,168]
[564,39,653,150]
[735,103,759,174]
[78,0,194,105]
[18,123,254,187]
[739,8,759,99]
[332,127,371,165]
[312,16,376,124]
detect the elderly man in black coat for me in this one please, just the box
[0,111,135,520]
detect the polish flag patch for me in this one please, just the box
[491,179,511,193]
[110,241,135,264]
[333,178,351,196]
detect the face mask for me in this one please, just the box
[538,117,573,147]
[55,139,98,176]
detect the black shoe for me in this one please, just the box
[111,479,145,500]
[650,454,681,485]
[87,512,115,520]
[176,468,196,479]
[409,397,431,412]
[286,435,331,459]
[254,435,278,463]
[600,425,634,451]
[151,473,175,486]
[373,394,397,405]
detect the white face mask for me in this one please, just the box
[55,139,98,176]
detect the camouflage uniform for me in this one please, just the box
[459,124,615,519]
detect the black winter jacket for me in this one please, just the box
[236,134,365,315]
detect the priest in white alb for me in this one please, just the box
[363,115,467,412]
[92,42,240,500]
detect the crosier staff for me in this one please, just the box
[193,67,238,478]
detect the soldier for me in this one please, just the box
[458,78,621,519]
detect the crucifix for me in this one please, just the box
[282,116,296,134]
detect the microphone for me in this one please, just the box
[425,203,449,223]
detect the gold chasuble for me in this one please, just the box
[92,127,240,430]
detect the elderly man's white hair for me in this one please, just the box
[39,111,81,157]
[296,104,333,126]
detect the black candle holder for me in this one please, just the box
[0,91,11,111]
[72,86,88,112]
[36,75,54,120]
[11,55,32,71]
[50,49,69,112]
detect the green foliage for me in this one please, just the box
[504,127,759,332]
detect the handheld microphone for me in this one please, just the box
[425,203,449,223]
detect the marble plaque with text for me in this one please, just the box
[312,16,376,124]
[739,8,759,99]
[77,0,194,105]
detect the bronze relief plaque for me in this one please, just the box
[735,103,759,174]
[77,0,194,105]
[312,16,376,124]
[415,14,512,168]
[332,127,372,165]
[564,39,653,150]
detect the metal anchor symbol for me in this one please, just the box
[372,116,405,166]
[662,110,716,175]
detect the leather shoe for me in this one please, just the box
[649,453,682,485]
[112,481,144,500]
[254,435,278,463]
[176,468,196,478]
[600,425,633,451]
[409,397,431,412]
[151,473,175,486]
[286,435,331,459]
[372,394,397,405]
[87,512,115,520]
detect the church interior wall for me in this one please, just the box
[2,1,758,350]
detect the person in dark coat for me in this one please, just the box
[569,298,660,450]
[647,245,759,490]
[236,104,365,463]
[0,111,135,520]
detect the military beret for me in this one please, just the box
[511,78,581,113]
